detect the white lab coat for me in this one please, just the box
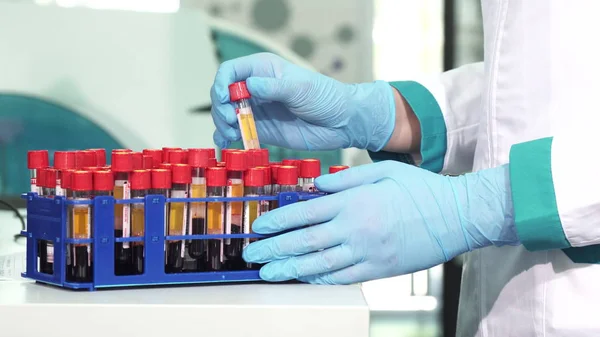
[378,1,600,336]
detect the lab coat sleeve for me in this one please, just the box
[368,62,484,175]
[510,135,600,263]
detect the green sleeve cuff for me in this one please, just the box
[509,137,570,251]
[368,81,447,173]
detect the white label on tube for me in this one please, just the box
[122,180,131,249]
[181,191,189,258]
[243,200,251,249]
[30,178,37,193]
[55,179,64,197]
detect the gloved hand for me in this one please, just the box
[211,52,395,151]
[243,161,519,284]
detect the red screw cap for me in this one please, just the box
[246,149,262,168]
[225,151,247,171]
[259,148,269,166]
[171,164,191,184]
[229,81,251,101]
[220,148,234,162]
[130,169,151,190]
[217,161,226,167]
[329,165,349,174]
[300,159,321,178]
[112,149,132,153]
[277,166,298,186]
[132,152,143,170]
[88,149,106,166]
[75,150,96,169]
[111,151,133,172]
[208,158,217,167]
[72,170,93,191]
[27,150,49,169]
[188,148,210,168]
[168,149,186,164]
[45,168,58,188]
[93,170,114,191]
[143,154,154,169]
[61,169,75,190]
[54,151,75,170]
[206,148,216,159]
[158,163,172,170]
[256,166,271,186]
[206,167,227,187]
[162,147,182,163]
[143,149,162,168]
[270,164,281,184]
[36,168,47,188]
[244,167,265,187]
[152,169,172,189]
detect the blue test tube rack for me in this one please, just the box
[20,191,324,291]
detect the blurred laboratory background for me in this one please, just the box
[0,0,483,336]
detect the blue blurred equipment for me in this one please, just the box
[211,53,396,152]
[243,161,519,284]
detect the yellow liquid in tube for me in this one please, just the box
[132,206,144,244]
[238,110,260,149]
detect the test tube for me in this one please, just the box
[229,81,260,149]
[68,170,93,282]
[187,149,210,267]
[44,168,58,197]
[27,150,48,194]
[168,150,186,164]
[130,169,151,275]
[151,168,171,266]
[300,159,321,192]
[225,151,246,266]
[63,168,75,279]
[282,159,302,186]
[255,166,272,196]
[277,166,299,193]
[329,165,349,173]
[243,168,267,270]
[36,168,46,197]
[166,164,191,273]
[269,164,281,209]
[37,168,57,275]
[54,151,76,197]
[112,151,133,275]
[206,167,226,271]
[75,150,96,169]
[88,149,107,166]
[143,149,163,168]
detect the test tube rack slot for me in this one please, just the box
[21,191,323,291]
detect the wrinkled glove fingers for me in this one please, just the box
[243,221,345,263]
[316,161,407,193]
[251,193,344,234]
[259,244,357,282]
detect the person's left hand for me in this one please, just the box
[242,161,519,284]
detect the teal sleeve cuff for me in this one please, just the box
[509,137,570,251]
[368,81,447,173]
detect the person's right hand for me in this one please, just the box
[211,53,396,151]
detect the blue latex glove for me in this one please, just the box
[211,52,395,151]
[243,161,519,284]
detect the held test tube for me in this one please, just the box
[187,149,210,267]
[68,170,93,283]
[206,167,227,271]
[229,81,260,149]
[130,170,151,275]
[300,159,321,192]
[27,150,49,194]
[225,151,247,266]
[243,168,268,269]
[166,164,191,273]
[112,151,133,275]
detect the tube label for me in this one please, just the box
[56,179,64,197]
[30,178,37,193]
[122,181,131,249]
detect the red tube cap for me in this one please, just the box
[143,149,162,168]
[270,164,281,184]
[225,151,247,171]
[220,148,233,162]
[229,81,251,101]
[54,151,75,170]
[244,168,265,187]
[188,148,210,168]
[259,148,269,166]
[130,169,151,190]
[246,149,262,168]
[277,166,298,186]
[27,150,49,169]
[168,149,186,164]
[75,150,96,169]
[158,163,172,170]
[45,168,58,188]
[152,169,172,189]
[111,152,133,172]
[329,165,349,174]
[61,169,74,190]
[217,161,226,167]
[182,150,189,164]
[132,152,143,170]
[72,170,93,191]
[143,154,154,169]
[208,158,217,167]
[88,149,106,166]
[36,168,47,188]
[171,164,191,184]
[162,147,182,163]
[93,170,114,191]
[112,149,132,153]
[207,148,216,159]
[256,166,271,186]
[206,167,227,187]
[300,159,321,178]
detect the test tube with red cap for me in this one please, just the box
[282,159,302,186]
[152,168,171,255]
[225,150,246,266]
[229,81,260,150]
[68,170,93,283]
[300,159,321,192]
[256,166,272,196]
[36,169,56,275]
[329,165,349,174]
[277,166,299,194]
[131,152,143,170]
[166,164,191,273]
[143,149,162,168]
[162,147,182,163]
[112,151,133,275]
[130,169,151,275]
[75,150,97,169]
[27,150,48,193]
[243,168,267,269]
[93,170,113,196]
[44,168,58,197]
[142,154,154,169]
[187,149,210,268]
[168,149,186,164]
[87,149,106,166]
[54,151,75,196]
[269,164,282,209]
[206,167,226,271]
